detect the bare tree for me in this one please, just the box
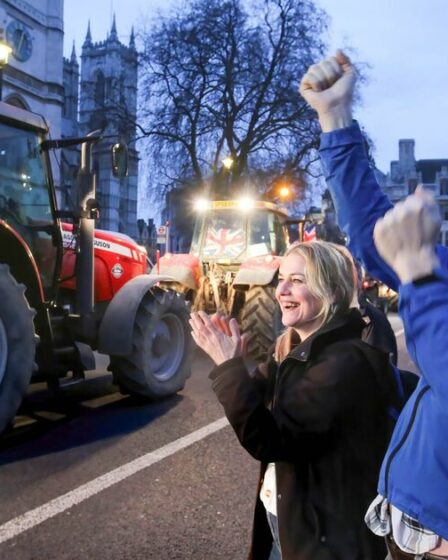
[138,0,328,200]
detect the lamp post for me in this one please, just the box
[0,35,12,101]
[219,155,235,197]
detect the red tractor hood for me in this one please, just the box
[60,223,147,301]
[61,223,145,259]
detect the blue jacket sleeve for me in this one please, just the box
[319,122,448,291]
[399,269,448,400]
[319,122,399,290]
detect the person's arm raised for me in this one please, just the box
[300,51,400,288]
[374,189,448,399]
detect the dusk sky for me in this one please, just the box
[64,0,447,176]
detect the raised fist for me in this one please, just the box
[373,187,442,283]
[299,50,356,131]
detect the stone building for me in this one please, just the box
[382,139,448,245]
[77,18,139,237]
[60,41,80,210]
[0,0,64,194]
[0,1,139,237]
[320,138,448,247]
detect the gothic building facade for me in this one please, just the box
[75,18,138,237]
[0,0,139,238]
[381,139,448,246]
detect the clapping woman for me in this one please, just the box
[190,241,392,560]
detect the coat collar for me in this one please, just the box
[286,308,366,362]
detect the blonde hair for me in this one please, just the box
[331,244,361,308]
[274,241,357,362]
[284,241,356,324]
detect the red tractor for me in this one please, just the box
[153,198,293,360]
[0,102,192,433]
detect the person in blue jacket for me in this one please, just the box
[300,51,448,559]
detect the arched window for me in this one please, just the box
[94,71,105,107]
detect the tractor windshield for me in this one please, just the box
[199,210,246,260]
[0,121,57,289]
[191,207,287,261]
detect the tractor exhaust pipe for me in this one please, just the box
[75,131,101,317]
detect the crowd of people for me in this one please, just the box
[190,51,448,560]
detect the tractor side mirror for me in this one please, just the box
[111,142,128,178]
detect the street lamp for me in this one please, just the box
[279,185,291,199]
[222,156,234,170]
[0,35,12,101]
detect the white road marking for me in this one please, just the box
[0,416,229,545]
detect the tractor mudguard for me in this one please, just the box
[98,274,175,356]
[233,255,282,289]
[150,253,200,291]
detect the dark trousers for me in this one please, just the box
[266,511,282,560]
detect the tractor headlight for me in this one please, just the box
[237,196,255,212]
[193,198,211,212]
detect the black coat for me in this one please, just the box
[210,309,392,560]
[360,297,398,365]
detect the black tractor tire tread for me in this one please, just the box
[110,288,193,399]
[241,286,282,362]
[0,264,37,433]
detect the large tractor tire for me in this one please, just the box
[0,264,37,433]
[241,286,283,362]
[110,288,193,399]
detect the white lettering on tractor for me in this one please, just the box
[62,230,133,258]
[94,239,111,249]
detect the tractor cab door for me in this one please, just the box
[247,210,287,257]
[0,121,60,297]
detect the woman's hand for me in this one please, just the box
[210,310,232,336]
[189,311,248,366]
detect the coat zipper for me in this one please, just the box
[384,327,429,496]
[384,385,429,496]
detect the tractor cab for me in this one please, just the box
[190,199,289,263]
[0,103,60,298]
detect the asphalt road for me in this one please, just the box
[0,314,415,560]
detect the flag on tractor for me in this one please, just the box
[303,224,317,242]
[202,228,245,258]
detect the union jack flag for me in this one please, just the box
[202,228,245,258]
[303,224,317,242]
